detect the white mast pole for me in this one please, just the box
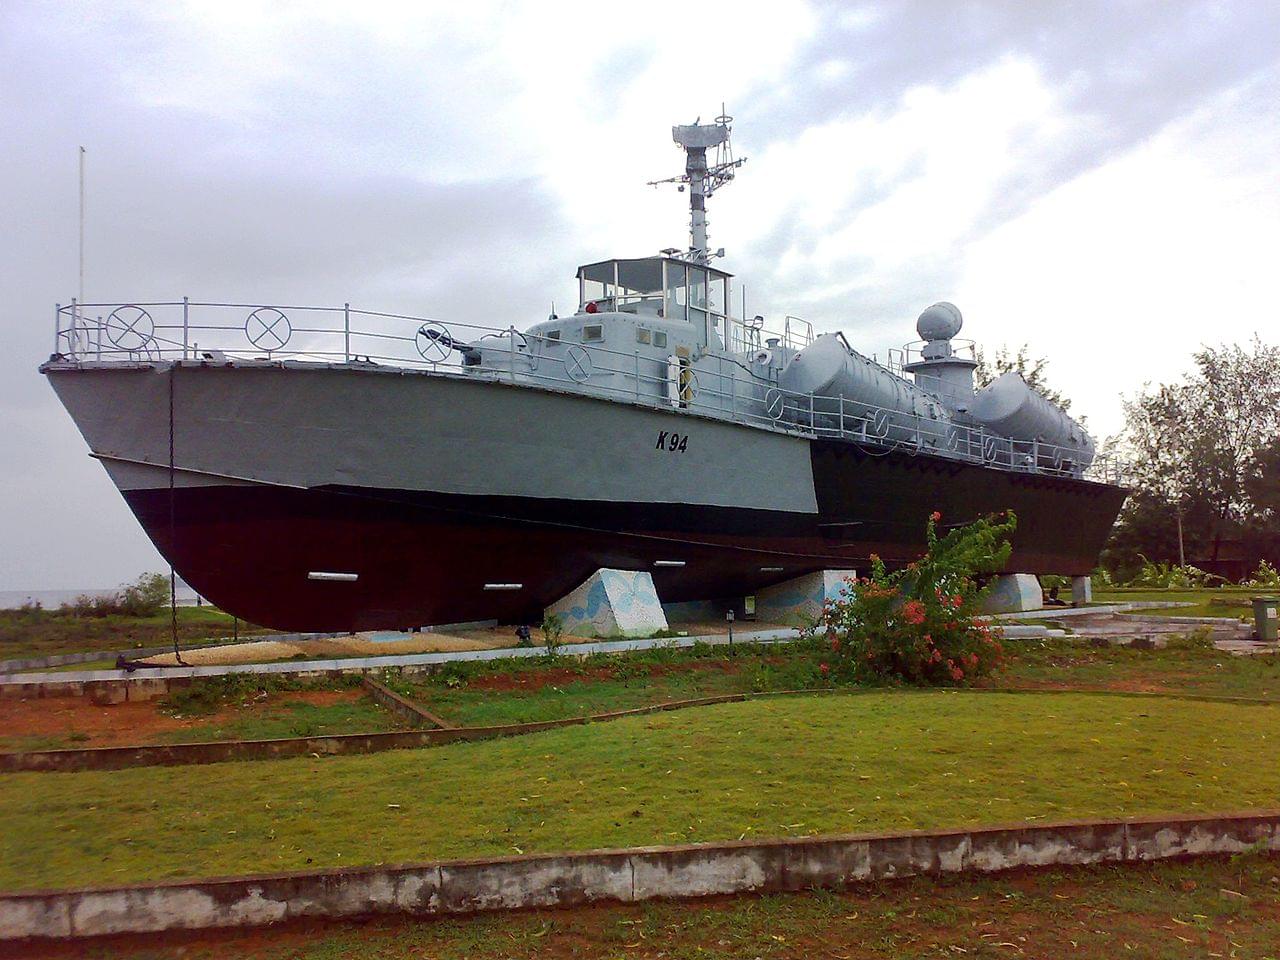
[79,146,85,306]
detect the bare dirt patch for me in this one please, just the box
[0,689,364,750]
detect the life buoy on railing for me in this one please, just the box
[245,307,291,352]
[982,436,1001,464]
[763,387,785,421]
[106,305,155,353]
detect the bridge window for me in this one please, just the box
[581,262,615,305]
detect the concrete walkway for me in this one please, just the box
[0,627,799,688]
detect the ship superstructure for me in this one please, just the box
[42,115,1126,630]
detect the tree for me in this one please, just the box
[1244,436,1280,533]
[974,343,1073,412]
[1105,337,1280,574]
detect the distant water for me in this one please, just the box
[0,585,202,610]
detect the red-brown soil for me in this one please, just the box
[0,689,362,750]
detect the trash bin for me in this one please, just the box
[1252,597,1280,642]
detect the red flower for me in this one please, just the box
[820,663,830,675]
[902,600,926,625]
[930,511,942,522]
[951,666,964,681]
[830,636,841,652]
[968,653,979,667]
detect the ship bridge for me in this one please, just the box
[576,257,730,347]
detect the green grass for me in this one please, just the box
[34,853,1280,960]
[3,691,1279,892]
[999,636,1280,699]
[155,694,404,744]
[0,605,269,662]
[1094,586,1264,620]
[391,644,817,726]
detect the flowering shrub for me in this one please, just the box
[1242,560,1280,589]
[806,511,1017,686]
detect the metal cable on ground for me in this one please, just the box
[168,364,186,666]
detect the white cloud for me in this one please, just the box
[956,72,1280,439]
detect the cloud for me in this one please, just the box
[0,0,1277,588]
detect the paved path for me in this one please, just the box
[0,627,800,687]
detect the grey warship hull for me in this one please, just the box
[46,361,1124,631]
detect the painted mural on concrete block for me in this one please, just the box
[755,569,857,625]
[982,573,1043,613]
[545,568,669,638]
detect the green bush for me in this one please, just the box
[1242,560,1280,589]
[1125,557,1223,589]
[541,613,565,659]
[805,511,1017,686]
[60,572,171,618]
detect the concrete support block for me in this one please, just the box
[545,568,668,639]
[754,570,856,625]
[1072,576,1093,607]
[982,574,1042,614]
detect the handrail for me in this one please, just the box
[48,301,1126,485]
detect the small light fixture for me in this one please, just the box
[759,566,784,572]
[653,560,686,568]
[308,571,358,582]
[484,583,523,591]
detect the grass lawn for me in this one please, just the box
[0,606,269,662]
[1095,587,1268,621]
[27,853,1280,960]
[2,691,1278,892]
[390,647,814,726]
[996,635,1280,699]
[385,634,1280,728]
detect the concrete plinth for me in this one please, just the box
[1071,576,1092,607]
[982,574,1042,614]
[545,569,668,639]
[755,570,856,625]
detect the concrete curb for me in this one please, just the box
[0,629,799,693]
[3,810,1277,941]
[360,676,452,729]
[3,687,1277,773]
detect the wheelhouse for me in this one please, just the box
[577,257,730,345]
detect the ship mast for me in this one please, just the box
[649,109,746,264]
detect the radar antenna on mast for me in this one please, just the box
[648,106,746,264]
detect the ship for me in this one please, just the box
[42,114,1127,631]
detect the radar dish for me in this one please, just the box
[916,302,963,342]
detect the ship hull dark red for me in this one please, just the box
[126,440,1126,631]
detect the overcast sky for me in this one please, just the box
[1,1,1278,591]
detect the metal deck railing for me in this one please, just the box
[49,301,1127,486]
